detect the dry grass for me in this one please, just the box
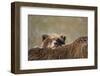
[28,36,88,60]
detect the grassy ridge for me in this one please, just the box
[28,36,88,60]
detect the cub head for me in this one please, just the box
[41,34,66,48]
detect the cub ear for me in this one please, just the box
[61,35,66,41]
[42,34,48,41]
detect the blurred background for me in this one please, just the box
[28,15,87,49]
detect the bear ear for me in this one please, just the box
[61,35,66,41]
[42,34,49,41]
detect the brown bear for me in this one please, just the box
[41,34,66,49]
[28,36,88,60]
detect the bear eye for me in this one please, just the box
[56,38,64,44]
[56,38,60,42]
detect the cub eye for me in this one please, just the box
[56,38,60,42]
[56,38,65,44]
[54,42,57,45]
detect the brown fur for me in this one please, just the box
[28,36,88,60]
[41,34,66,48]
